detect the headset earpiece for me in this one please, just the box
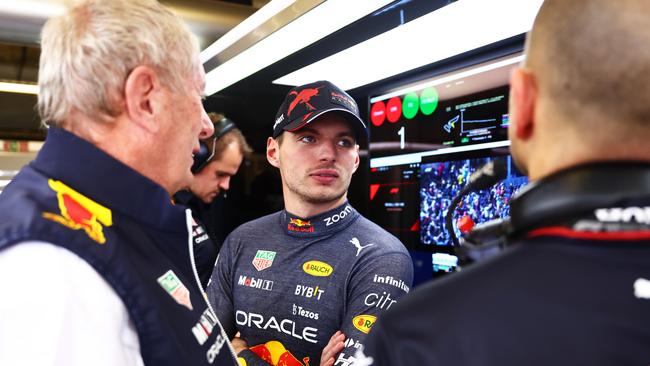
[191,117,237,174]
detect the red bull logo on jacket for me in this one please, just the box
[247,340,310,366]
[288,218,314,233]
[42,179,112,244]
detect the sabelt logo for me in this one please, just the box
[303,260,333,277]
[352,314,376,334]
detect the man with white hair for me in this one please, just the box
[0,1,237,365]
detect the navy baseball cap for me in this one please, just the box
[272,80,368,142]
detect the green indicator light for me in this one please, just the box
[461,137,470,143]
[420,87,439,115]
[402,92,419,119]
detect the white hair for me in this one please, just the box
[38,0,200,127]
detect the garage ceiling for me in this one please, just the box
[0,0,455,150]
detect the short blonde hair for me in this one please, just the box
[38,0,200,127]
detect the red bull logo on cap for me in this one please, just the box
[42,179,112,244]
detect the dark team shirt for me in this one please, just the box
[357,165,650,366]
[174,190,223,288]
[207,202,413,366]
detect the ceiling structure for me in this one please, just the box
[0,0,268,140]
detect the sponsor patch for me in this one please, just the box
[236,311,318,344]
[349,237,374,257]
[42,179,113,244]
[373,274,410,293]
[344,337,363,350]
[250,340,310,366]
[288,218,314,233]
[294,284,324,300]
[191,308,217,345]
[157,270,193,310]
[238,275,274,291]
[303,260,333,277]
[335,352,359,366]
[292,303,320,320]
[253,250,276,271]
[352,314,376,334]
[330,91,359,114]
[364,291,397,310]
[324,205,352,226]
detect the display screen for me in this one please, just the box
[368,55,521,158]
[368,162,421,247]
[419,150,528,247]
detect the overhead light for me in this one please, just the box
[370,54,525,103]
[203,0,394,95]
[0,1,65,19]
[0,81,39,95]
[200,0,296,64]
[274,0,544,90]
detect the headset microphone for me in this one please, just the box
[465,159,508,193]
[445,159,508,247]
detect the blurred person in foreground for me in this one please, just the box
[207,80,413,366]
[174,112,252,288]
[355,0,650,365]
[0,1,237,365]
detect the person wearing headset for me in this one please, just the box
[175,112,252,288]
[354,0,650,365]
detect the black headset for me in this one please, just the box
[191,116,236,174]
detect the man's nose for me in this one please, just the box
[198,108,213,139]
[318,140,337,161]
[219,176,231,191]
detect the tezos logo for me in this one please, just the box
[352,314,376,334]
[303,260,333,277]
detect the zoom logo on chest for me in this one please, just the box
[235,311,318,343]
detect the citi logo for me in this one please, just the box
[595,207,650,225]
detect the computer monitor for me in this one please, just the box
[419,148,528,247]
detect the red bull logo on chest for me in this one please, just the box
[42,179,112,244]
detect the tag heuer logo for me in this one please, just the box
[157,270,193,310]
[252,250,276,271]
